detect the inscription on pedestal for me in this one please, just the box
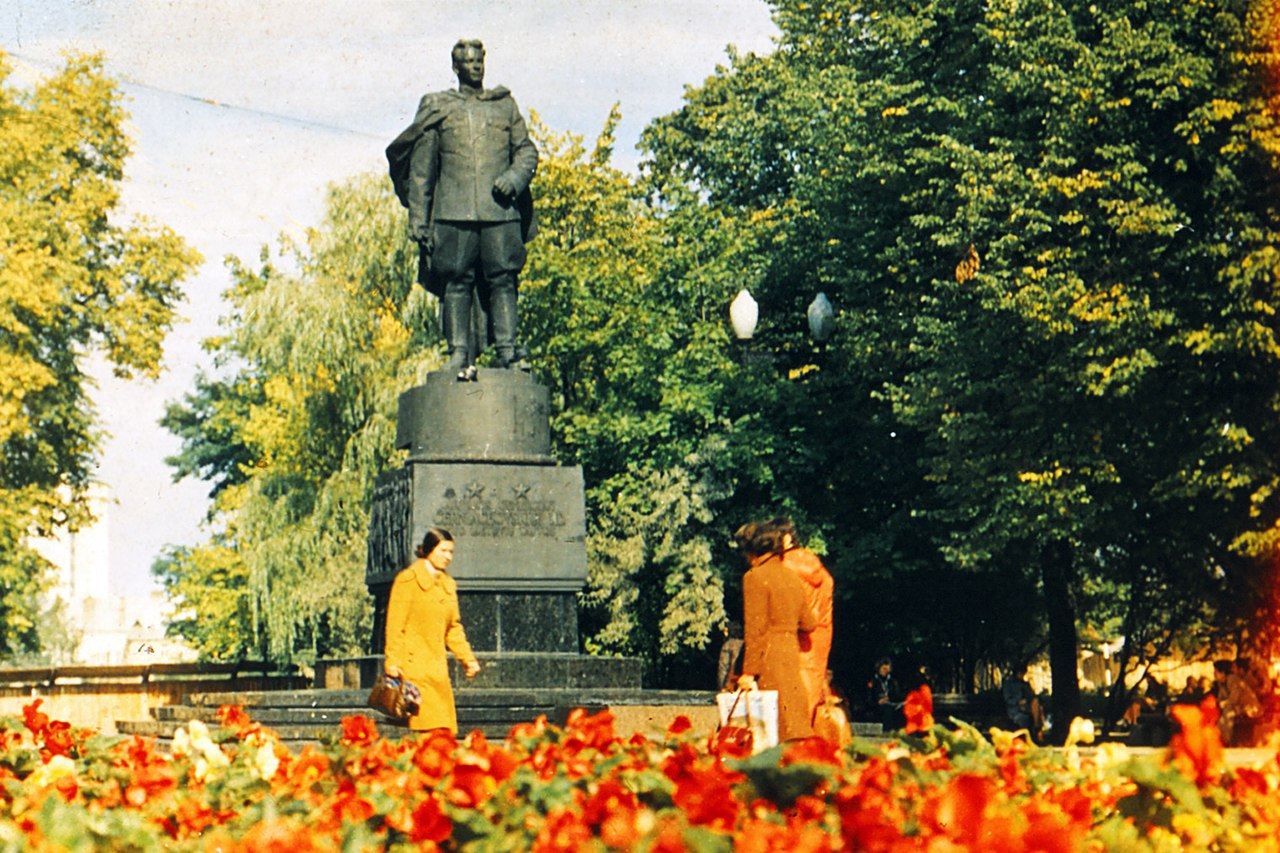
[366,462,587,592]
[434,481,567,539]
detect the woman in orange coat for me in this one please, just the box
[383,528,481,733]
[736,522,819,742]
[767,518,834,722]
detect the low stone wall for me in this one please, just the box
[0,675,309,734]
[609,704,721,740]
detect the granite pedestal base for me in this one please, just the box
[367,370,589,655]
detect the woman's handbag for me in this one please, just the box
[812,692,854,747]
[715,687,779,753]
[367,674,421,720]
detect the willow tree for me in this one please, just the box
[0,51,199,655]
[158,173,423,662]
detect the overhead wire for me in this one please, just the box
[5,49,385,140]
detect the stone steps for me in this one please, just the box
[116,687,720,745]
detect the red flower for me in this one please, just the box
[52,774,78,803]
[22,699,49,738]
[903,684,934,734]
[835,781,905,850]
[1168,697,1225,786]
[667,716,693,736]
[43,720,75,759]
[662,744,745,831]
[328,778,375,827]
[447,762,498,808]
[339,714,379,747]
[216,704,257,738]
[404,794,452,844]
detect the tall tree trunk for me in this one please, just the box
[1041,538,1080,743]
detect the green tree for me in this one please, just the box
[642,0,1280,714]
[0,51,199,656]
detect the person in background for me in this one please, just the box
[1214,659,1262,746]
[383,528,482,733]
[866,657,903,730]
[1001,663,1044,743]
[717,620,745,691]
[735,521,819,742]
[764,517,834,724]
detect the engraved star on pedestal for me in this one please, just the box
[464,482,486,500]
[511,483,531,500]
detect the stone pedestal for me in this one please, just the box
[366,369,589,655]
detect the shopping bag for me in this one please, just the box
[367,674,421,720]
[716,688,779,753]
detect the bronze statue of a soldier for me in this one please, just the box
[387,39,538,381]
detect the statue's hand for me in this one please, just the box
[492,173,517,199]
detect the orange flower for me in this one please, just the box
[563,707,618,751]
[216,704,258,738]
[411,730,458,785]
[583,778,643,849]
[113,736,177,806]
[339,714,379,747]
[328,778,375,827]
[735,816,835,853]
[508,714,548,741]
[1168,696,1225,786]
[160,798,217,840]
[921,773,994,845]
[903,684,934,734]
[533,806,594,853]
[783,735,843,768]
[288,746,331,791]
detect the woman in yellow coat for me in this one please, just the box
[383,528,481,733]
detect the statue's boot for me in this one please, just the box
[490,277,529,371]
[442,287,475,381]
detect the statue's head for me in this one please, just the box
[452,39,485,89]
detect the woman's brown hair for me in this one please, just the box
[415,527,455,559]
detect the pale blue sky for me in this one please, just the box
[0,1,778,596]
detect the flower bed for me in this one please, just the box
[0,687,1275,850]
